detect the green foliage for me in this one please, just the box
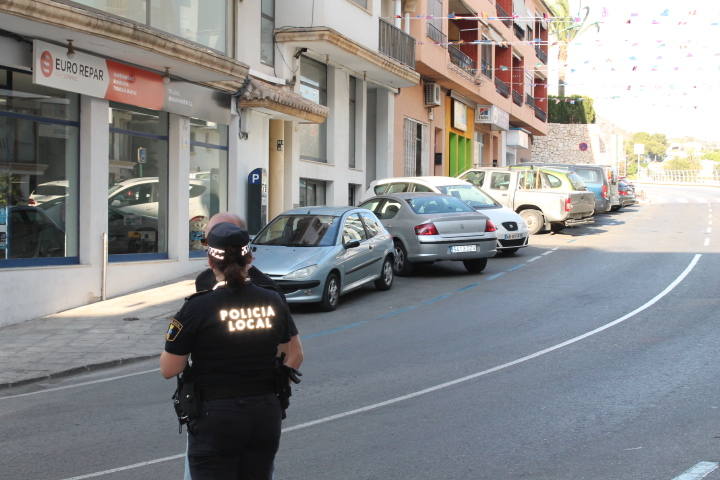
[548,95,596,124]
[664,156,701,171]
[702,150,720,162]
[623,132,668,162]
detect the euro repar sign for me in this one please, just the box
[33,40,164,110]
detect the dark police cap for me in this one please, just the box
[206,222,250,260]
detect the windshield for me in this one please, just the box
[437,185,499,209]
[253,215,340,247]
[406,195,474,215]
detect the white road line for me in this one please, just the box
[541,251,553,256]
[527,255,543,263]
[704,238,710,247]
[53,254,703,480]
[671,461,719,480]
[0,368,160,401]
[551,247,559,251]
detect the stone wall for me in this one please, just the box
[530,123,597,164]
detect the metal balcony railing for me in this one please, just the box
[534,105,547,122]
[449,44,476,75]
[513,23,525,40]
[426,23,447,48]
[480,59,492,78]
[526,94,535,108]
[535,45,548,64]
[496,3,512,27]
[512,90,523,106]
[379,18,416,68]
[495,77,510,97]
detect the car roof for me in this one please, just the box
[371,192,450,199]
[281,206,362,216]
[374,176,470,187]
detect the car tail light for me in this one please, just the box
[414,222,439,236]
[28,198,36,206]
[601,184,609,199]
[564,197,572,212]
[485,220,497,232]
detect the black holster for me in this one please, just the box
[172,365,199,434]
[274,353,302,420]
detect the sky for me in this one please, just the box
[560,0,720,141]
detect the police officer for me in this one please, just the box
[161,222,304,480]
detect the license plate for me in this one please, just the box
[450,245,477,253]
[504,233,524,240]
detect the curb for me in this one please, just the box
[0,354,160,391]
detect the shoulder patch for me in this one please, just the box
[184,290,212,302]
[166,318,183,342]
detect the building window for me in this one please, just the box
[348,183,361,206]
[0,69,79,266]
[427,0,445,45]
[298,57,328,163]
[189,119,228,255]
[349,0,368,8]
[108,103,168,259]
[260,0,275,66]
[72,0,229,53]
[403,119,429,176]
[349,76,357,169]
[299,178,327,207]
[480,35,493,78]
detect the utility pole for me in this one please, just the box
[633,144,645,178]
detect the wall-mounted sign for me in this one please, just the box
[452,99,467,132]
[475,105,509,131]
[33,40,230,122]
[507,129,530,149]
[579,142,589,152]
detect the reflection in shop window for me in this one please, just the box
[189,119,228,254]
[108,103,168,258]
[0,69,79,264]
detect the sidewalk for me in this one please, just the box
[0,274,199,389]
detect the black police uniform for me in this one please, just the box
[166,279,295,479]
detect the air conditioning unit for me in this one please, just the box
[424,82,441,107]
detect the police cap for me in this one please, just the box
[206,222,250,260]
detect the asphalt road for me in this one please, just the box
[2,184,720,480]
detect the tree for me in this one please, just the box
[702,150,720,162]
[664,156,701,171]
[546,0,600,96]
[624,132,668,162]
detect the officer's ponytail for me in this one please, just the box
[205,223,253,290]
[210,245,253,289]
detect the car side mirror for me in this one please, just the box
[343,240,360,249]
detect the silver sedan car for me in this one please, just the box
[359,193,497,275]
[250,207,395,311]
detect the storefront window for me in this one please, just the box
[73,0,228,53]
[0,69,79,265]
[108,103,168,259]
[189,119,228,255]
[299,178,327,207]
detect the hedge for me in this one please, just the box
[548,95,596,124]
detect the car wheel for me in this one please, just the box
[393,240,414,276]
[319,272,340,312]
[550,223,565,234]
[374,255,394,291]
[519,209,544,235]
[463,258,487,274]
[610,205,621,212]
[499,247,520,256]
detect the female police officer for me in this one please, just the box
[160,222,303,480]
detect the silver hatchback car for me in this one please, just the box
[359,193,497,274]
[250,207,395,311]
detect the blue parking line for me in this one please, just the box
[455,282,481,293]
[486,272,506,281]
[507,264,526,272]
[421,294,452,305]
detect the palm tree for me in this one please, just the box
[546,0,599,96]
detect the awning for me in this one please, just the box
[238,77,328,124]
[449,0,477,15]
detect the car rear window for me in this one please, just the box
[253,214,340,247]
[567,173,587,191]
[406,196,474,215]
[573,168,602,184]
[436,185,498,209]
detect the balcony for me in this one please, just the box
[480,59,492,79]
[534,106,548,122]
[427,23,447,48]
[495,77,510,97]
[535,45,548,64]
[513,23,525,40]
[379,18,416,68]
[526,94,535,108]
[496,4,512,27]
[449,44,476,76]
[512,90,523,106]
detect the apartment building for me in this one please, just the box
[0,0,420,326]
[393,0,551,178]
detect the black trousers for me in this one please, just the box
[188,394,282,480]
